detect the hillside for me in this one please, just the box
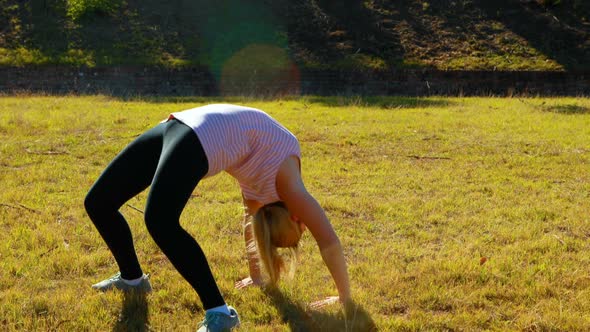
[1,0,589,71]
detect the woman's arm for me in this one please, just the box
[236,197,264,289]
[276,156,351,304]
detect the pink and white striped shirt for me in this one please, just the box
[169,104,301,205]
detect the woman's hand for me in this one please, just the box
[235,276,264,290]
[308,296,340,309]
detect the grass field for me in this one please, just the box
[0,96,589,331]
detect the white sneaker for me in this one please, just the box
[197,306,240,332]
[91,272,152,292]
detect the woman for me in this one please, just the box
[84,104,350,331]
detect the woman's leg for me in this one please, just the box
[143,119,225,310]
[84,123,165,280]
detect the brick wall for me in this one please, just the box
[0,66,588,96]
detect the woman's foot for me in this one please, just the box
[197,306,240,332]
[92,272,152,292]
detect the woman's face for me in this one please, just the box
[263,201,306,247]
[290,214,306,233]
[271,212,306,248]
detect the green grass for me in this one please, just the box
[0,96,589,331]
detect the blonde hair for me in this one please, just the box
[252,202,302,285]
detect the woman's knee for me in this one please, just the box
[84,188,104,217]
[144,205,179,240]
[84,185,122,219]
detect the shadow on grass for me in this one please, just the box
[306,96,455,109]
[112,291,150,332]
[264,288,377,331]
[113,95,264,104]
[107,95,455,110]
[543,104,590,115]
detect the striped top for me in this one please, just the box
[169,104,301,205]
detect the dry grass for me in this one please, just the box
[0,96,589,331]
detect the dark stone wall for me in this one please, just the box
[299,69,590,96]
[0,66,218,96]
[0,66,588,96]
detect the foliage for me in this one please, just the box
[66,0,121,21]
[0,96,589,330]
[0,47,51,66]
[0,0,588,70]
[335,54,388,70]
[0,47,97,67]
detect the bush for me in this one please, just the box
[66,0,121,21]
[0,47,51,66]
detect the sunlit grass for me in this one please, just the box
[0,96,589,331]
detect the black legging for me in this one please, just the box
[84,118,225,309]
